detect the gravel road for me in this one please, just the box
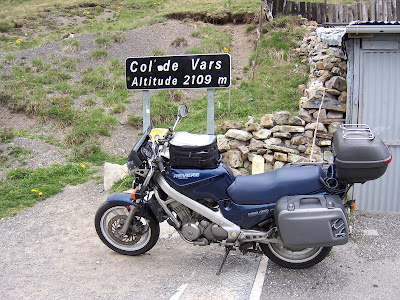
[1,179,399,300]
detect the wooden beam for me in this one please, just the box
[397,0,400,21]
[370,0,376,21]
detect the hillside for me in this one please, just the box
[0,0,309,217]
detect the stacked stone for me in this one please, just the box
[217,24,347,176]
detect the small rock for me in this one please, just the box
[225,129,252,141]
[260,114,275,128]
[274,152,288,162]
[274,111,291,125]
[273,132,292,139]
[253,129,271,140]
[274,161,286,170]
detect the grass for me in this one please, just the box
[90,49,109,59]
[0,2,312,218]
[0,164,97,218]
[186,25,231,54]
[62,38,80,52]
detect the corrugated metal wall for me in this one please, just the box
[355,49,400,213]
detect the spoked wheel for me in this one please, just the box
[260,242,332,269]
[95,202,160,255]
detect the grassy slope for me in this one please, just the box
[0,0,311,216]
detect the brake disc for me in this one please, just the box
[107,215,142,246]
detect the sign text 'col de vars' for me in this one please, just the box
[125,54,231,90]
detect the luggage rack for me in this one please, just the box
[340,124,375,140]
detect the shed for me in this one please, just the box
[345,21,400,213]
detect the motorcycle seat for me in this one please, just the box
[227,166,326,205]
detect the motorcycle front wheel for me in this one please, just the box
[260,243,332,269]
[95,202,160,255]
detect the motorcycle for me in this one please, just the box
[95,105,392,272]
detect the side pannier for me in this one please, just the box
[169,131,220,169]
[332,124,392,183]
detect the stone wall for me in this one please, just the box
[218,24,347,176]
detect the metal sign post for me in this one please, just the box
[142,90,150,132]
[125,54,231,134]
[207,89,215,134]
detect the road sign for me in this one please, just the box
[126,53,231,90]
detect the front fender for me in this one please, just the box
[106,193,133,206]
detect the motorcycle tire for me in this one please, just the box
[95,201,160,256]
[260,243,332,269]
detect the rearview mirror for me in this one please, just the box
[178,105,188,118]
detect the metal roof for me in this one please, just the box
[346,21,400,34]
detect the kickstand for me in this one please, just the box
[216,246,233,275]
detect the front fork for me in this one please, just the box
[120,200,141,235]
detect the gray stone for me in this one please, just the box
[288,153,310,163]
[273,132,292,139]
[264,138,282,145]
[274,152,288,162]
[325,76,347,92]
[272,125,305,133]
[305,130,314,138]
[326,88,341,96]
[328,122,342,134]
[318,140,332,147]
[316,61,324,70]
[264,163,274,173]
[298,109,312,123]
[289,116,306,126]
[260,114,275,128]
[320,71,333,82]
[247,153,257,162]
[291,136,309,145]
[323,151,334,163]
[224,150,243,168]
[328,47,345,59]
[331,67,346,78]
[327,111,344,119]
[316,132,334,140]
[274,111,291,125]
[245,120,261,132]
[274,161,286,170]
[104,163,129,191]
[228,139,247,149]
[253,129,271,140]
[263,154,274,164]
[219,120,242,131]
[256,148,269,155]
[302,97,346,112]
[225,129,252,141]
[313,109,327,120]
[298,145,307,153]
[249,138,265,151]
[305,145,321,155]
[338,91,347,104]
[217,135,231,151]
[265,144,299,154]
[305,122,328,132]
[238,145,250,158]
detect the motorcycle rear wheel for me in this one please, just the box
[260,243,332,269]
[95,202,160,255]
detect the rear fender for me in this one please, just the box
[105,193,159,223]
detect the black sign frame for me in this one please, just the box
[125,53,231,90]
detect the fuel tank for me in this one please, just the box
[164,163,235,201]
